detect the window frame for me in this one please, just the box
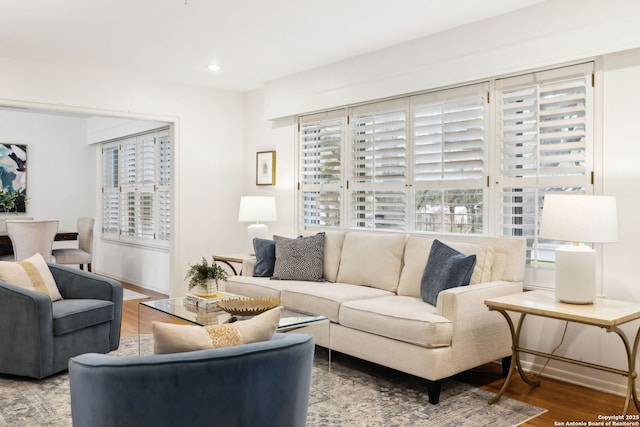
[101,127,171,249]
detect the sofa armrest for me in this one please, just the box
[436,280,523,370]
[242,258,256,277]
[437,280,522,321]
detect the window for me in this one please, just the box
[102,127,171,246]
[297,63,595,285]
[298,82,490,234]
[495,63,593,269]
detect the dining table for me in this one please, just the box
[0,231,79,255]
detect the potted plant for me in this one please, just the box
[185,256,228,296]
[0,188,26,214]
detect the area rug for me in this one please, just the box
[122,288,148,301]
[0,336,546,427]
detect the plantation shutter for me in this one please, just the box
[102,128,171,244]
[102,145,119,235]
[299,111,344,228]
[411,84,488,233]
[496,62,593,264]
[157,133,171,241]
[349,100,407,230]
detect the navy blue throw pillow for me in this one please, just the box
[420,239,476,306]
[253,238,276,277]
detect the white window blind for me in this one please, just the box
[412,84,488,234]
[496,63,593,267]
[299,111,344,228]
[349,100,407,230]
[102,127,171,246]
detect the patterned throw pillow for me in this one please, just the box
[253,238,276,277]
[420,240,476,306]
[152,306,283,354]
[271,233,325,281]
[0,252,63,301]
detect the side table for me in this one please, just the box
[212,253,255,276]
[485,290,640,415]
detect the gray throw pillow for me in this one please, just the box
[253,238,275,277]
[420,239,476,306]
[271,233,325,281]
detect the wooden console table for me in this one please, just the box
[485,290,640,415]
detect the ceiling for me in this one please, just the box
[0,0,546,93]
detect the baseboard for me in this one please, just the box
[94,269,167,297]
[519,359,629,397]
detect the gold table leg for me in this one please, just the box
[489,309,539,404]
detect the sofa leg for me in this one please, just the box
[501,356,512,377]
[426,380,441,404]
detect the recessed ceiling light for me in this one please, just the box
[208,64,221,72]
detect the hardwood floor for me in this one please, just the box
[121,283,639,426]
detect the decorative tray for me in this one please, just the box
[216,297,280,316]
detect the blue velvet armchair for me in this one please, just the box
[0,263,122,378]
[69,333,315,427]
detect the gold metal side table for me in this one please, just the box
[485,290,640,415]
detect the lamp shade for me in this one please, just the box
[238,196,277,223]
[539,194,618,243]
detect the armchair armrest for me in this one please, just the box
[48,264,123,351]
[436,280,523,371]
[48,264,122,302]
[0,281,55,377]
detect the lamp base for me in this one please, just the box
[247,223,269,255]
[554,244,596,304]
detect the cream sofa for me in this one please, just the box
[225,230,525,404]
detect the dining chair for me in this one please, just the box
[52,217,94,272]
[6,219,59,262]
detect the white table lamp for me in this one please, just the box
[539,194,618,304]
[238,196,277,254]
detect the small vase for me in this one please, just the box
[193,279,218,296]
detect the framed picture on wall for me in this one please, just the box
[0,144,27,213]
[256,150,276,186]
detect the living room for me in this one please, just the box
[1,0,640,424]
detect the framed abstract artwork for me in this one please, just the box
[256,150,276,186]
[0,144,27,213]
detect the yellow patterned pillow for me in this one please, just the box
[205,306,283,348]
[152,306,283,354]
[0,253,63,301]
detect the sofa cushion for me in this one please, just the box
[301,229,346,282]
[397,236,494,297]
[420,240,476,306]
[52,299,114,335]
[339,296,453,348]
[253,238,275,277]
[152,307,283,354]
[281,282,394,323]
[225,276,299,299]
[0,252,63,301]
[272,233,324,281]
[336,232,406,292]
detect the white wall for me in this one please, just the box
[0,57,246,296]
[244,5,640,399]
[265,0,640,119]
[0,110,94,231]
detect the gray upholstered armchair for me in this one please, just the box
[69,333,314,427]
[0,263,122,378]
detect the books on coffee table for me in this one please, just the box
[184,292,238,311]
